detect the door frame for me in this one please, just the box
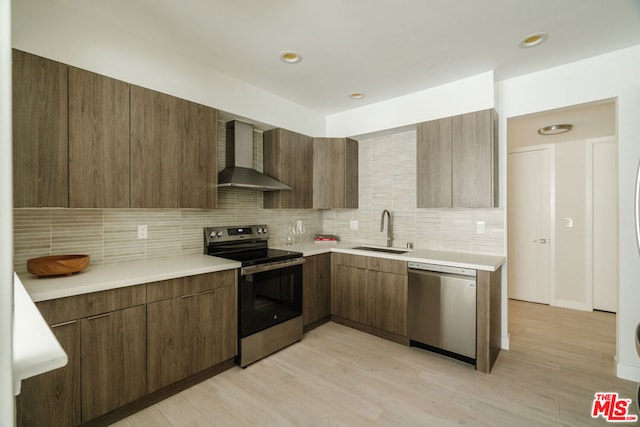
[585,136,619,312]
[507,144,556,306]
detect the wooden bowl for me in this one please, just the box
[27,255,90,277]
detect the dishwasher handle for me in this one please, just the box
[408,262,476,277]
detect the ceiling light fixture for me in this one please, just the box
[537,124,573,135]
[349,92,365,100]
[279,51,302,64]
[519,32,548,49]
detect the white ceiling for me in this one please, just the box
[15,0,640,115]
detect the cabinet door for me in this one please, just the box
[367,271,407,336]
[451,109,497,208]
[303,253,331,327]
[130,86,179,208]
[12,49,68,207]
[416,117,452,208]
[178,101,217,209]
[69,67,130,208]
[147,285,236,392]
[263,128,313,208]
[312,138,359,209]
[331,264,367,324]
[16,321,81,427]
[81,305,146,422]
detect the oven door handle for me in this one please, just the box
[241,258,305,276]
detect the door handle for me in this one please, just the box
[533,238,548,244]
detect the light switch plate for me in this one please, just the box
[564,217,573,228]
[476,221,485,234]
[350,220,359,230]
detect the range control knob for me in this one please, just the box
[257,227,264,234]
[216,231,223,237]
[209,231,217,238]
[262,227,268,234]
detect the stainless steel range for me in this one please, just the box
[204,225,304,367]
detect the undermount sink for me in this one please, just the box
[351,245,409,255]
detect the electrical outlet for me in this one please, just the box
[350,220,359,230]
[138,224,147,239]
[476,221,485,234]
[297,220,303,228]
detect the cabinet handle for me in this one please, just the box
[51,320,77,328]
[180,292,199,299]
[199,289,216,295]
[85,312,111,321]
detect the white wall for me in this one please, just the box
[0,0,15,423]
[326,71,496,137]
[498,45,640,381]
[11,0,326,136]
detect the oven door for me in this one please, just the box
[239,259,303,338]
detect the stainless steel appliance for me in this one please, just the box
[204,225,304,367]
[407,262,477,364]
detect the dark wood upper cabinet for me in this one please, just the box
[12,50,69,207]
[313,137,358,209]
[417,108,498,208]
[263,128,313,209]
[179,100,218,209]
[130,86,218,209]
[417,117,452,208]
[130,86,180,208]
[451,109,498,208]
[69,67,130,208]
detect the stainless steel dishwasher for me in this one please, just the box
[407,262,477,364]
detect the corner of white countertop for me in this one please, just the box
[19,254,241,302]
[13,272,68,396]
[272,241,505,272]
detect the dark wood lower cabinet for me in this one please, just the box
[147,285,236,393]
[331,253,408,339]
[16,321,81,427]
[303,254,331,329]
[80,305,147,422]
[331,263,368,324]
[366,270,407,336]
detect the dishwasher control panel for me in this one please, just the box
[408,262,476,277]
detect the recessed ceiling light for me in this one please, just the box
[279,51,302,64]
[537,124,573,135]
[349,92,365,100]
[519,32,548,49]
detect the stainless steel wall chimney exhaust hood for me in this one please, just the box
[218,120,292,191]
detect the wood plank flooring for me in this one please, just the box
[112,300,639,426]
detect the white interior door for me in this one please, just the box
[591,139,618,312]
[508,148,551,304]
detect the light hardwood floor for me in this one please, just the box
[113,300,638,426]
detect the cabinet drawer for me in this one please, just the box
[367,257,407,275]
[146,270,237,302]
[36,284,146,325]
[332,253,367,269]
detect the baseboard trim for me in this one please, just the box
[617,361,640,382]
[501,333,510,351]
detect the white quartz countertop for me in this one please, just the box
[19,254,241,302]
[272,241,505,272]
[13,273,67,395]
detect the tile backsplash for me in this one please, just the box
[13,125,504,273]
